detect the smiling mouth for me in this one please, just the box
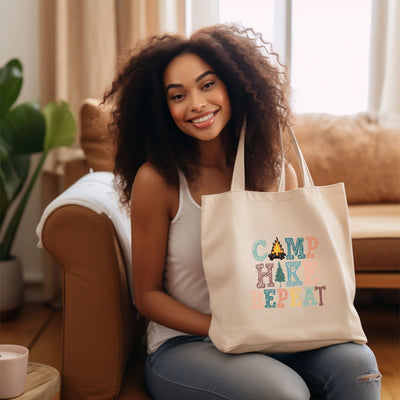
[190,111,217,124]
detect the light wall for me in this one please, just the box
[0,0,43,284]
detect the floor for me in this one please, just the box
[1,290,399,399]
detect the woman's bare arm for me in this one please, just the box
[131,163,211,336]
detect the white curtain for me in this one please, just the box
[369,0,400,128]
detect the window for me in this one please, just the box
[217,0,372,115]
[219,0,274,48]
[291,0,372,114]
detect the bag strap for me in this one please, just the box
[231,119,314,192]
[277,124,286,192]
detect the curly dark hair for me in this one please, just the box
[103,23,292,207]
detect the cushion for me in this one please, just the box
[349,204,400,272]
[80,98,115,172]
[293,113,400,204]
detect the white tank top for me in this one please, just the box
[146,172,210,354]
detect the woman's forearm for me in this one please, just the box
[136,289,211,337]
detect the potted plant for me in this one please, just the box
[0,58,76,320]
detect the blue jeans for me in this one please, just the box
[144,336,381,400]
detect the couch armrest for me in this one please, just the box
[41,205,144,400]
[64,159,90,189]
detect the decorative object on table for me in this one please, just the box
[0,59,76,320]
[0,344,29,399]
[201,120,367,353]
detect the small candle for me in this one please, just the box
[0,344,29,399]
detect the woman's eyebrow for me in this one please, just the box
[165,70,216,93]
[165,83,183,93]
[195,70,216,82]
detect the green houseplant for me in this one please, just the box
[0,58,76,319]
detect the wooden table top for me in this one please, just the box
[17,362,60,400]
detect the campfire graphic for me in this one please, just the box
[268,237,286,260]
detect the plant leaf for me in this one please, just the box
[0,154,30,221]
[0,151,47,260]
[43,101,77,151]
[0,59,23,118]
[1,101,46,155]
[0,135,11,163]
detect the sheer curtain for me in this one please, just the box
[39,0,185,304]
[39,0,185,172]
[369,0,400,128]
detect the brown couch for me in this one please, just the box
[37,99,400,400]
[291,112,400,289]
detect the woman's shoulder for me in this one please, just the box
[133,162,173,201]
[132,162,178,219]
[134,162,167,186]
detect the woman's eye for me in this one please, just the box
[202,81,215,90]
[170,93,184,101]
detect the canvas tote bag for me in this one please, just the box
[201,121,367,354]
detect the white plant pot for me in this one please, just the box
[0,257,24,321]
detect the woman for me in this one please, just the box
[104,24,381,400]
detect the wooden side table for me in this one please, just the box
[16,362,61,400]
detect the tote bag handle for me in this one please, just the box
[231,119,314,192]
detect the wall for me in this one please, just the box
[0,0,43,287]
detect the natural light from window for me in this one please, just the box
[219,0,274,48]
[291,0,372,115]
[219,0,372,115]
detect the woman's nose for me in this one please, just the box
[190,92,207,111]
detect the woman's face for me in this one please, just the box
[163,53,231,142]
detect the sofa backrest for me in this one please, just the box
[80,99,400,205]
[80,98,115,172]
[293,113,400,205]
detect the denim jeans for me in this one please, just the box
[144,336,381,400]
